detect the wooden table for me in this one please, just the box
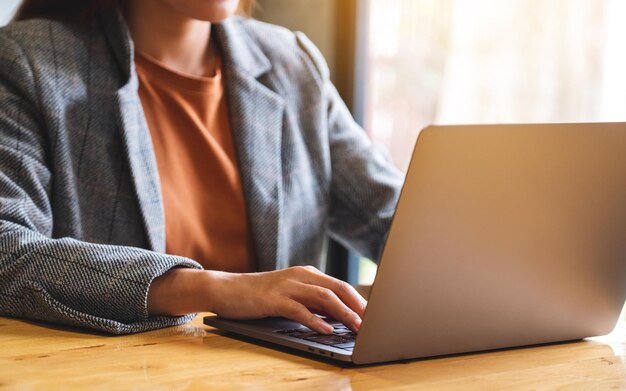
[1,313,625,390]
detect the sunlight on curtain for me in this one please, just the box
[365,0,626,171]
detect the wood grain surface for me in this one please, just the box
[1,312,625,390]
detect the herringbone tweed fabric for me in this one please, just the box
[0,7,403,334]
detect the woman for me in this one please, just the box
[0,0,403,335]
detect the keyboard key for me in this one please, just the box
[275,326,357,350]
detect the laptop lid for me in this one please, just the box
[352,122,626,364]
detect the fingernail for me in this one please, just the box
[354,317,362,331]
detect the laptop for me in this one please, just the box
[204,122,626,365]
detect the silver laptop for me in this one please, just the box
[204,122,626,365]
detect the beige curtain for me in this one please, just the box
[365,0,626,171]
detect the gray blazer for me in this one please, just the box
[0,8,403,334]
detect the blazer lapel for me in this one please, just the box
[114,84,166,253]
[100,9,166,253]
[215,19,286,272]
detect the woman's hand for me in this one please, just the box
[148,266,367,334]
[207,266,367,334]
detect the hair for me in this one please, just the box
[14,0,254,21]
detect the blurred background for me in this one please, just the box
[0,1,19,25]
[2,0,626,285]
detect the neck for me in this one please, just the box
[125,1,218,77]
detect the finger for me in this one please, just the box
[290,283,362,332]
[278,299,334,334]
[294,266,367,318]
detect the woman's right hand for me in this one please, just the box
[148,266,367,334]
[207,266,367,334]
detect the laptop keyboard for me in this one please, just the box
[274,322,356,351]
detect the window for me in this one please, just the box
[0,0,20,26]
[363,0,626,172]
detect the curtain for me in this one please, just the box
[365,0,626,171]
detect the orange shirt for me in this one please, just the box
[135,50,255,273]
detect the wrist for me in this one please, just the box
[147,267,213,316]
[202,270,233,315]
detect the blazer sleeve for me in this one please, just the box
[0,32,202,334]
[295,33,405,262]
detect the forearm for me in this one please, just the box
[147,268,215,316]
[0,224,202,334]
